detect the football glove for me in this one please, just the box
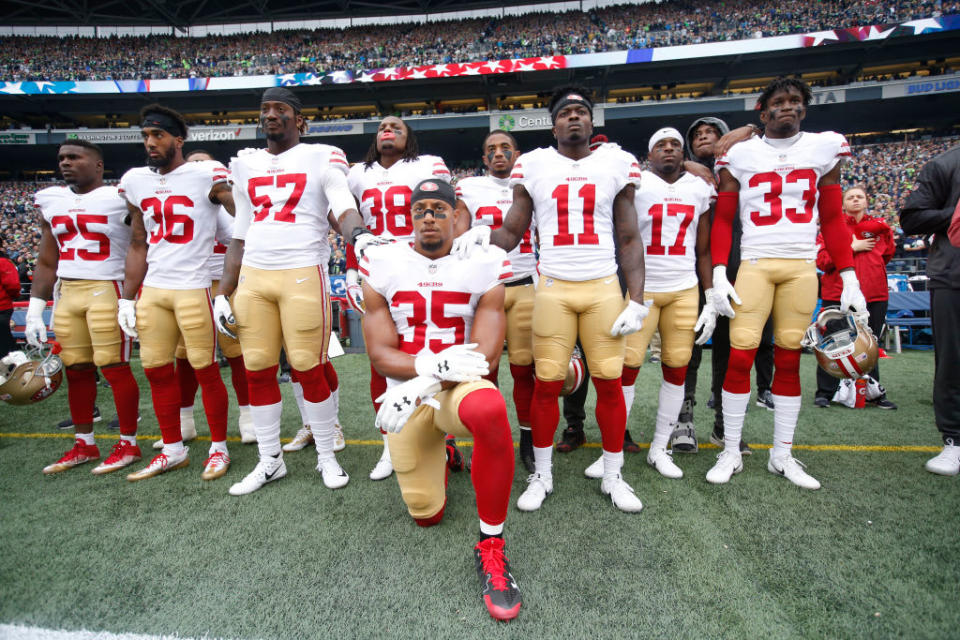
[213,294,237,340]
[24,297,48,348]
[694,295,719,346]
[610,299,650,337]
[839,270,868,317]
[451,224,491,259]
[374,376,443,433]
[709,265,741,318]
[344,269,365,315]
[354,231,392,259]
[117,299,138,340]
[414,343,489,382]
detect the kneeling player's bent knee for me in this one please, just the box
[401,488,444,521]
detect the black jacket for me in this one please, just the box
[899,144,960,289]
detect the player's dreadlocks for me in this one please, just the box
[363,117,420,167]
[756,76,812,111]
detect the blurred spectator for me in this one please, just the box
[0,0,956,82]
[0,237,20,357]
[814,185,896,409]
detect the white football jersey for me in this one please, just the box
[207,207,233,281]
[634,170,716,292]
[347,154,451,244]
[456,174,537,282]
[361,242,511,388]
[715,131,850,260]
[119,160,228,290]
[231,143,354,270]
[509,144,641,281]
[34,185,131,281]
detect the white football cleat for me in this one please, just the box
[516,473,552,512]
[369,436,393,480]
[767,452,821,490]
[228,456,287,496]
[317,458,349,489]
[706,449,743,485]
[584,455,604,479]
[925,445,960,476]
[600,474,643,512]
[646,446,683,479]
[152,413,197,450]
[332,424,346,453]
[282,425,313,452]
[201,451,231,481]
[126,447,190,482]
[238,407,256,444]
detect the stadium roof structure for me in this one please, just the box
[0,0,556,27]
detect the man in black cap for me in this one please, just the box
[668,116,770,455]
[360,177,522,621]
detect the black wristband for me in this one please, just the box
[350,227,370,246]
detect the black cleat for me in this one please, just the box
[556,426,585,453]
[445,436,465,472]
[623,429,641,454]
[518,428,535,474]
[813,397,830,408]
[474,537,522,621]
[869,397,898,410]
[57,406,102,430]
[710,422,752,455]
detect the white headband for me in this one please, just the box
[648,127,684,152]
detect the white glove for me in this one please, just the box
[354,231,392,259]
[840,270,868,317]
[214,294,237,340]
[374,376,443,433]
[117,298,138,339]
[710,265,741,318]
[610,299,650,337]
[451,224,491,259]
[414,343,489,382]
[344,269,365,315]
[694,296,719,346]
[24,297,48,348]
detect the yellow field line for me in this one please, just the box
[0,432,942,452]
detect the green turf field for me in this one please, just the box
[1,350,958,639]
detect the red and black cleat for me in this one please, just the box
[623,429,641,454]
[445,436,466,472]
[474,537,522,621]
[555,426,585,453]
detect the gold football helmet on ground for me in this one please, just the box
[801,309,878,380]
[0,343,64,405]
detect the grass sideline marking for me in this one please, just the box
[0,623,219,640]
[0,432,942,453]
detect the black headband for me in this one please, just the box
[141,112,184,138]
[261,87,302,113]
[411,179,456,209]
[550,93,593,123]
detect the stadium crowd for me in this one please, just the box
[1,133,951,297]
[1,0,957,82]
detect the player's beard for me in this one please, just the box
[146,146,176,169]
[420,238,443,253]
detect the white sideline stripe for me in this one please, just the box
[0,624,238,640]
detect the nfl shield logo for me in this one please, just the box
[428,264,438,274]
[778,154,787,162]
